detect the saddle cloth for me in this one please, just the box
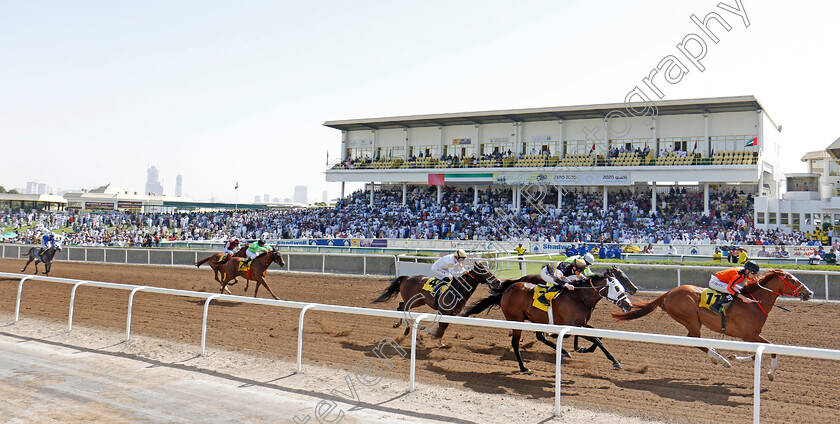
[237,260,251,272]
[699,288,732,315]
[532,285,562,312]
[421,278,451,295]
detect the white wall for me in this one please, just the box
[375,128,404,147]
[709,111,757,136]
[657,114,704,138]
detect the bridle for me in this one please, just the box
[582,275,630,309]
[755,271,806,298]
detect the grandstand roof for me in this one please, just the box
[324,95,768,131]
[825,136,840,159]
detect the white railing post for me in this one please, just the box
[200,294,222,355]
[126,286,147,341]
[825,275,830,301]
[297,304,318,373]
[170,250,174,265]
[409,313,431,392]
[677,268,681,286]
[14,276,34,322]
[363,256,367,275]
[68,281,91,331]
[147,250,150,265]
[554,327,572,416]
[322,254,326,274]
[753,345,765,424]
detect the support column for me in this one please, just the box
[371,129,377,160]
[370,182,374,207]
[704,112,710,158]
[651,182,657,216]
[341,130,348,161]
[557,186,562,210]
[402,182,407,206]
[473,185,478,206]
[514,186,521,211]
[438,125,444,159]
[558,120,564,159]
[703,183,710,216]
[404,127,409,160]
[436,185,442,204]
[651,117,658,156]
[603,186,608,213]
[341,182,345,199]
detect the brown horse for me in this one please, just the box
[612,269,813,381]
[196,245,249,288]
[463,267,636,372]
[219,247,286,299]
[372,261,499,346]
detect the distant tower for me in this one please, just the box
[145,166,164,196]
[25,182,37,194]
[175,175,183,197]
[294,186,308,204]
[272,197,279,203]
[254,195,260,202]
[322,190,328,202]
[263,194,269,202]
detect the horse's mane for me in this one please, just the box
[741,268,787,294]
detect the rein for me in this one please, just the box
[749,273,803,316]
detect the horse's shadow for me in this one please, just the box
[424,362,557,397]
[598,374,752,407]
[186,299,243,308]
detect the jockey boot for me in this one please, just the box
[710,293,733,315]
[242,258,251,268]
[39,248,46,256]
[219,253,228,262]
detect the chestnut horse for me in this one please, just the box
[612,269,813,381]
[219,247,286,300]
[463,267,636,372]
[372,261,499,346]
[196,245,249,288]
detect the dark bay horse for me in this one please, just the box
[372,261,499,346]
[219,247,286,300]
[196,245,249,287]
[612,269,813,381]
[464,267,636,372]
[21,244,62,275]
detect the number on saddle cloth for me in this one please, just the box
[532,285,562,312]
[699,288,732,312]
[422,277,450,294]
[237,260,251,272]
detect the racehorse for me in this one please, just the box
[372,261,499,346]
[463,267,636,372]
[612,269,813,381]
[219,246,286,300]
[21,244,62,276]
[195,245,249,287]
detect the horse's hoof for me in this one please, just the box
[437,340,448,348]
[273,297,280,300]
[562,351,572,359]
[576,347,588,353]
[518,368,532,374]
[613,362,623,370]
[768,372,775,382]
[392,323,401,328]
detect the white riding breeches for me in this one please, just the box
[709,275,741,294]
[246,250,259,260]
[540,268,555,285]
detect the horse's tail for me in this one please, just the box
[372,276,406,303]
[463,292,503,316]
[195,255,214,268]
[612,292,668,321]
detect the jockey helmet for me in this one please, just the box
[583,252,595,266]
[455,249,467,259]
[743,261,760,274]
[573,257,587,269]
[258,239,266,246]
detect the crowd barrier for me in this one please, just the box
[1,244,396,276]
[1,271,838,423]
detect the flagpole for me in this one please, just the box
[235,182,239,211]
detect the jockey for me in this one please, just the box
[242,239,270,267]
[708,260,760,314]
[220,237,240,262]
[431,249,469,283]
[540,256,588,294]
[40,233,56,256]
[563,252,596,279]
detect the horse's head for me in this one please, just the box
[271,246,286,268]
[757,269,813,301]
[604,266,637,295]
[589,273,633,313]
[468,261,500,289]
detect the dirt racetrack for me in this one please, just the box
[1,259,839,424]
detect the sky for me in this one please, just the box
[1,0,838,203]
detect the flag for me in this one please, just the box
[591,143,596,151]
[235,182,239,190]
[745,137,757,147]
[692,142,697,153]
[326,151,329,165]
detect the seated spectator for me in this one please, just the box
[809,249,822,265]
[667,244,677,255]
[757,246,770,257]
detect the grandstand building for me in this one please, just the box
[756,137,840,234]
[325,95,781,217]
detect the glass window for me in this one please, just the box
[757,212,766,224]
[781,213,789,225]
[769,213,777,225]
[793,213,801,232]
[805,213,812,225]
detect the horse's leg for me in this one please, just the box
[731,334,776,380]
[673,309,733,368]
[43,262,50,275]
[393,302,406,328]
[433,322,450,347]
[579,332,622,370]
[21,257,32,272]
[255,278,280,300]
[511,329,530,373]
[535,331,573,358]
[33,261,39,275]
